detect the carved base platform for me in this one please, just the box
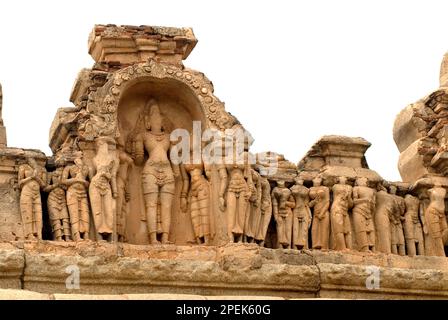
[0,242,448,299]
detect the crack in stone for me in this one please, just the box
[302,250,321,298]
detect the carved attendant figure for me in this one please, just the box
[221,151,253,243]
[403,194,424,257]
[244,168,262,243]
[180,159,212,245]
[254,176,272,247]
[290,178,312,250]
[309,177,330,250]
[45,167,71,241]
[62,154,91,241]
[352,177,376,252]
[389,186,406,256]
[330,177,353,251]
[18,157,46,240]
[272,180,295,249]
[134,99,175,245]
[374,183,394,254]
[424,186,447,257]
[89,137,119,242]
[116,139,133,242]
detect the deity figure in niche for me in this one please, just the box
[290,178,312,250]
[423,186,448,257]
[89,137,119,242]
[179,142,212,245]
[403,194,425,257]
[116,136,133,243]
[352,177,376,252]
[374,183,395,254]
[218,151,253,243]
[18,157,46,240]
[244,168,262,243]
[389,185,406,256]
[62,153,91,241]
[253,175,272,247]
[134,99,176,245]
[272,180,295,249]
[44,166,71,241]
[309,177,330,250]
[330,176,353,251]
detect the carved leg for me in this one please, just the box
[160,183,174,245]
[190,197,201,241]
[226,192,237,242]
[234,194,248,241]
[144,192,159,244]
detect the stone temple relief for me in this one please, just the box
[0,23,448,262]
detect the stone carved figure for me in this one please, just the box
[89,137,119,242]
[352,177,376,252]
[134,99,175,245]
[244,169,262,243]
[374,184,395,254]
[403,194,425,257]
[290,178,312,250]
[424,186,448,257]
[220,152,253,243]
[271,180,295,249]
[309,177,330,250]
[18,157,46,240]
[116,138,133,242]
[44,167,71,241]
[62,154,91,241]
[180,160,212,245]
[330,177,353,251]
[254,176,272,247]
[389,186,406,256]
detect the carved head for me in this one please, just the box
[355,177,368,187]
[338,176,347,185]
[73,152,84,167]
[145,99,166,134]
[389,185,397,195]
[312,177,322,187]
[294,177,304,186]
[277,180,286,188]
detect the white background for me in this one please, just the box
[0,0,446,181]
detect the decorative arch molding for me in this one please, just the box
[82,59,240,141]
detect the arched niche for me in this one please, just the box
[117,76,207,143]
[116,76,208,245]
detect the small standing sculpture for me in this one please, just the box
[254,176,272,247]
[220,151,253,243]
[18,157,46,240]
[44,166,71,241]
[62,154,91,241]
[89,137,119,242]
[116,138,133,243]
[244,168,262,243]
[389,185,406,256]
[352,177,376,252]
[134,99,175,245]
[180,159,212,245]
[309,177,330,250]
[290,178,312,250]
[374,183,395,254]
[424,186,447,257]
[403,194,425,257]
[272,180,295,249]
[330,176,353,251]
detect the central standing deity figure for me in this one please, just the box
[134,99,175,245]
[309,177,330,250]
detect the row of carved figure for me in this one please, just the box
[263,176,447,257]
